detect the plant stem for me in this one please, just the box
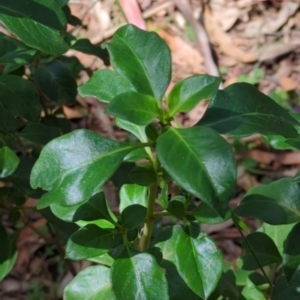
[153,210,171,218]
[115,0,129,24]
[139,182,157,251]
[232,216,274,288]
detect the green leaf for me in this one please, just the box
[64,265,115,300]
[51,192,117,223]
[0,223,17,281]
[105,24,171,101]
[155,225,222,299]
[66,225,114,260]
[0,75,41,121]
[115,118,147,142]
[119,184,147,212]
[111,251,169,300]
[71,38,108,62]
[78,70,135,103]
[157,180,168,209]
[41,115,72,134]
[0,147,19,178]
[0,187,26,205]
[238,232,282,270]
[31,129,139,208]
[235,178,300,225]
[0,0,69,55]
[33,60,77,104]
[0,104,16,134]
[167,196,186,218]
[167,74,221,116]
[157,127,236,216]
[129,164,157,186]
[198,83,299,138]
[19,122,61,145]
[283,222,300,281]
[241,278,266,300]
[106,92,161,126]
[120,204,147,229]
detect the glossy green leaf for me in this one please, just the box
[0,224,17,281]
[119,184,147,212]
[106,92,161,125]
[0,75,41,121]
[283,222,300,282]
[167,196,186,218]
[238,232,282,270]
[124,148,149,162]
[78,70,135,103]
[0,147,19,178]
[105,24,171,101]
[264,135,296,150]
[0,104,16,134]
[235,178,300,225]
[258,222,295,255]
[198,83,299,138]
[19,123,61,145]
[0,0,69,55]
[129,164,157,186]
[167,74,221,116]
[120,204,147,229]
[66,225,114,260]
[64,265,115,300]
[155,225,222,299]
[31,129,140,208]
[157,127,236,216]
[115,118,147,142]
[71,39,108,61]
[241,278,266,300]
[111,251,169,300]
[33,60,77,104]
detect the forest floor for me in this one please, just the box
[1,1,300,299]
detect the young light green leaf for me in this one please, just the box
[111,251,169,300]
[119,184,147,212]
[154,225,222,299]
[31,129,140,207]
[157,126,236,216]
[167,74,221,116]
[0,147,19,178]
[78,70,135,103]
[235,178,300,225]
[238,232,282,270]
[115,118,147,142]
[0,0,69,55]
[241,277,266,300]
[104,24,171,101]
[198,83,299,138]
[33,60,77,104]
[66,224,114,260]
[64,265,115,300]
[105,92,161,125]
[283,222,300,282]
[120,204,147,229]
[19,123,61,145]
[0,75,41,121]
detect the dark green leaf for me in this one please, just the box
[0,0,69,55]
[0,223,17,281]
[0,104,16,134]
[157,126,236,216]
[120,204,147,229]
[31,129,139,208]
[167,74,221,116]
[119,184,147,212]
[106,92,161,125]
[105,24,171,101]
[66,225,114,260]
[198,83,299,138]
[0,75,41,121]
[235,178,300,225]
[0,187,26,205]
[71,39,108,62]
[78,69,135,103]
[33,60,77,104]
[64,265,115,300]
[238,232,282,270]
[0,146,19,178]
[111,251,169,300]
[110,162,136,187]
[155,225,222,299]
[129,164,157,186]
[167,196,186,218]
[59,56,83,78]
[283,222,300,281]
[41,115,72,134]
[19,123,61,145]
